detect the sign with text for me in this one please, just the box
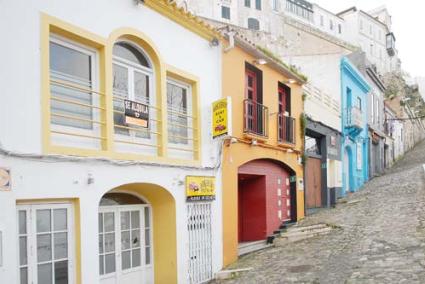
[186,176,216,201]
[124,99,149,128]
[0,168,11,191]
[212,97,231,139]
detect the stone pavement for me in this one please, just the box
[215,140,425,284]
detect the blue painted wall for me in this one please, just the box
[340,57,371,195]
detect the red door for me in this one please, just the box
[278,86,287,140]
[245,70,258,133]
[278,86,287,114]
[238,174,267,242]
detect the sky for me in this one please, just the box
[312,0,425,78]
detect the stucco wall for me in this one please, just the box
[0,0,223,283]
[221,44,304,265]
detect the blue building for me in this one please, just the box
[340,57,371,195]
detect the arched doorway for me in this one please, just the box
[98,192,153,284]
[238,159,296,242]
[97,183,177,284]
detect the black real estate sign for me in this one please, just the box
[124,99,149,128]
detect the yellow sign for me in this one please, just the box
[212,98,229,138]
[186,176,216,201]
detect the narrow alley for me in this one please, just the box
[217,140,425,283]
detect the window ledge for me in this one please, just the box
[243,132,269,142]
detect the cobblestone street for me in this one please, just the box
[216,140,425,284]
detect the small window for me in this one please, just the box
[248,18,260,30]
[49,38,96,130]
[357,97,362,111]
[370,25,372,35]
[167,80,192,145]
[329,20,333,30]
[255,0,261,10]
[360,20,363,30]
[272,0,279,11]
[338,24,342,34]
[320,15,324,26]
[221,6,230,20]
[245,0,251,7]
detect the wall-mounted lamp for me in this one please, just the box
[287,149,294,153]
[251,139,258,146]
[230,137,238,144]
[254,58,267,65]
[209,37,220,47]
[287,79,297,84]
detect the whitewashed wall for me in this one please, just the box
[0,0,223,283]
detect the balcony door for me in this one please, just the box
[245,69,264,135]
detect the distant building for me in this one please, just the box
[337,6,401,76]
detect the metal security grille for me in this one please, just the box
[187,203,213,284]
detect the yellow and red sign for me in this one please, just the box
[212,98,231,138]
[186,176,215,201]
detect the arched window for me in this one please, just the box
[112,41,154,140]
[248,18,260,30]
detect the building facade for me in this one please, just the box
[0,1,224,283]
[347,51,386,178]
[221,34,305,265]
[341,58,371,195]
[338,6,400,76]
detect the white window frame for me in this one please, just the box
[112,41,156,147]
[16,203,75,284]
[166,78,194,152]
[49,35,100,147]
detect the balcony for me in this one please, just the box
[346,107,363,129]
[386,33,396,56]
[278,113,295,144]
[243,99,269,138]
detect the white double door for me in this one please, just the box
[17,203,74,284]
[99,205,153,284]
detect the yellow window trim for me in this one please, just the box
[166,65,202,160]
[41,14,202,166]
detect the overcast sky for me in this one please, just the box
[312,0,424,78]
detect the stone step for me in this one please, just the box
[286,223,329,233]
[274,224,333,246]
[238,240,273,256]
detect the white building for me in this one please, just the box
[337,6,401,76]
[0,0,223,283]
[178,0,286,37]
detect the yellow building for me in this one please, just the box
[221,35,306,266]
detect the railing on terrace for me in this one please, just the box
[346,107,363,129]
[243,99,269,137]
[278,113,296,144]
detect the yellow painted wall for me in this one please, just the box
[221,45,305,266]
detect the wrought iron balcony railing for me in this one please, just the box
[278,113,295,144]
[346,107,363,129]
[243,99,269,137]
